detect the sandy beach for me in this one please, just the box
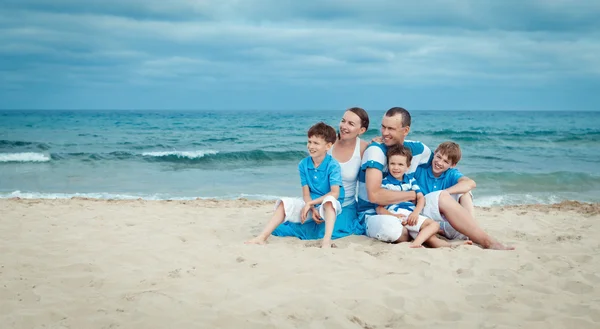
[1,198,599,329]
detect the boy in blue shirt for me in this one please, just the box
[376,144,472,248]
[246,122,344,249]
[415,141,476,240]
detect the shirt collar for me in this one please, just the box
[384,174,410,185]
[308,153,332,170]
[426,164,448,180]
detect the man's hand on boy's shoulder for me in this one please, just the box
[370,136,383,144]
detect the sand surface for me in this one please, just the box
[1,198,599,329]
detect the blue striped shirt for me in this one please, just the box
[357,140,432,214]
[381,174,422,212]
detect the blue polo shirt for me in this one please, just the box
[357,140,432,214]
[414,164,463,195]
[381,174,423,212]
[298,154,344,204]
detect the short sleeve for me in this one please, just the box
[447,168,464,186]
[328,161,343,187]
[405,140,432,173]
[408,175,423,195]
[298,159,308,186]
[361,143,386,172]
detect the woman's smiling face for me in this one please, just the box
[339,110,366,141]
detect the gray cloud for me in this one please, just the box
[0,0,599,109]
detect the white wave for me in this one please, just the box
[0,191,282,201]
[3,190,588,206]
[0,152,51,162]
[0,190,196,200]
[142,150,218,159]
[239,193,282,200]
[475,193,564,207]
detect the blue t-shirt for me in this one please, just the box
[381,173,423,212]
[357,140,432,214]
[298,154,345,204]
[414,164,464,195]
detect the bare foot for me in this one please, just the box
[245,236,267,245]
[409,244,424,248]
[488,241,515,250]
[450,240,473,248]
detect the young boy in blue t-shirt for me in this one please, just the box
[415,141,477,240]
[376,145,472,248]
[246,122,344,249]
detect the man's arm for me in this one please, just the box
[366,168,416,206]
[376,205,405,218]
[413,192,425,214]
[445,176,476,195]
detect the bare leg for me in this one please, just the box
[321,202,336,248]
[410,219,439,248]
[425,236,473,248]
[245,203,286,245]
[438,191,513,250]
[392,227,410,243]
[459,193,475,217]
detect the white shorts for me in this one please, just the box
[365,210,427,242]
[275,196,342,223]
[422,191,468,240]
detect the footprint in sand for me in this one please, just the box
[349,315,375,329]
[363,250,388,258]
[455,268,474,278]
[561,280,594,294]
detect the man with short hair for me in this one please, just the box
[357,107,513,250]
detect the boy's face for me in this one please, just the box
[307,135,332,159]
[388,154,409,179]
[432,151,456,176]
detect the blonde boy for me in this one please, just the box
[415,141,476,240]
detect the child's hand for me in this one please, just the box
[406,211,419,226]
[310,207,323,224]
[395,213,408,226]
[300,204,312,224]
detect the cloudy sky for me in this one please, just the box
[1,0,599,111]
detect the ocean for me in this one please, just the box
[1,110,599,206]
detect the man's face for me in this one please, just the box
[380,114,409,146]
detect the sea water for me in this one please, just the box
[1,110,599,206]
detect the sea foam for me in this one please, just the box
[142,150,219,159]
[0,152,51,162]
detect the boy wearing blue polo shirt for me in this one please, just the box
[376,145,471,248]
[246,122,344,249]
[415,141,477,240]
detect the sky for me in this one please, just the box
[1,0,599,111]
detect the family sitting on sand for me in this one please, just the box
[246,107,513,250]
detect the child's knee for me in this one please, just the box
[322,201,334,211]
[424,219,440,231]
